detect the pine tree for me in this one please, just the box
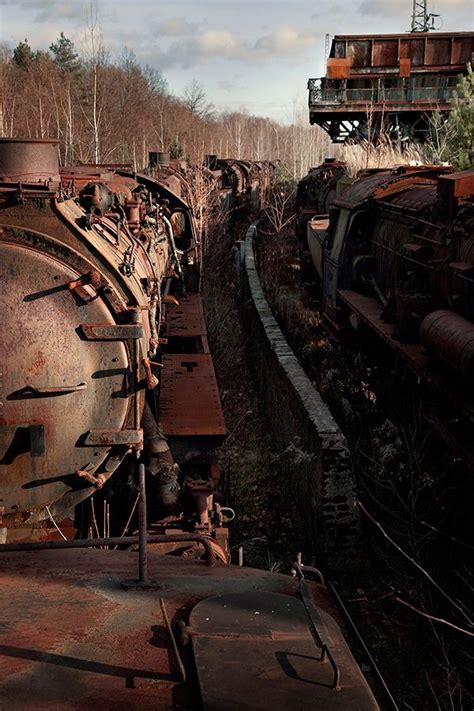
[448,64,474,169]
[13,39,34,69]
[50,33,81,75]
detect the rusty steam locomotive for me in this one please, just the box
[0,137,218,543]
[298,158,474,462]
[0,139,274,546]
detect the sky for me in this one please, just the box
[0,0,472,123]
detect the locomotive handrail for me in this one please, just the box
[23,381,87,395]
[0,532,215,566]
[292,561,341,691]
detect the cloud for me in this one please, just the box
[0,0,85,22]
[254,26,315,54]
[216,77,247,94]
[357,0,407,16]
[155,17,199,36]
[155,25,318,69]
[358,0,470,16]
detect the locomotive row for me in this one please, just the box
[297,158,474,466]
[0,138,272,548]
[0,138,381,710]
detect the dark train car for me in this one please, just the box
[308,31,474,142]
[301,160,474,462]
[296,158,349,240]
[203,156,274,212]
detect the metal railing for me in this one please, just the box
[308,77,460,106]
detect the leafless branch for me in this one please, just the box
[358,501,474,627]
[395,597,474,637]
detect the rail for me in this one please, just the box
[0,533,215,562]
[292,562,341,691]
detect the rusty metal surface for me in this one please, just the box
[296,159,348,215]
[0,549,376,710]
[0,138,220,532]
[333,166,445,209]
[0,237,130,518]
[164,293,208,342]
[382,183,438,211]
[0,551,184,710]
[190,592,379,710]
[420,310,474,384]
[338,290,429,372]
[159,354,226,437]
[0,138,60,182]
[437,170,474,215]
[308,32,473,141]
[0,551,299,711]
[328,32,474,73]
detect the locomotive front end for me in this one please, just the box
[0,138,176,533]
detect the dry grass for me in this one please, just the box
[338,136,424,177]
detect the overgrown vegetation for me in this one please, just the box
[423,64,474,169]
[337,134,423,176]
[200,203,311,571]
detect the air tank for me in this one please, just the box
[420,310,474,383]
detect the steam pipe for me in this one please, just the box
[0,533,215,566]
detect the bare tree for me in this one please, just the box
[82,0,104,163]
[183,79,215,121]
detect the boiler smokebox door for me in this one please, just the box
[0,239,130,517]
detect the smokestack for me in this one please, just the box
[0,138,60,182]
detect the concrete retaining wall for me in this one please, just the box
[242,224,359,553]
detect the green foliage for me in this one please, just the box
[271,161,296,191]
[13,38,34,68]
[448,63,474,169]
[50,33,81,74]
[169,136,184,159]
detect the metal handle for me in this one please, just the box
[25,382,87,395]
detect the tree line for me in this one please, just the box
[0,33,330,178]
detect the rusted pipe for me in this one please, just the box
[142,402,174,464]
[0,533,215,566]
[138,462,148,583]
[142,402,180,509]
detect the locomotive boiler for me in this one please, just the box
[0,137,205,538]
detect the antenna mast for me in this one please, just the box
[325,33,330,61]
[411,0,439,32]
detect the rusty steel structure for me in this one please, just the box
[297,160,474,463]
[0,543,381,709]
[308,31,474,142]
